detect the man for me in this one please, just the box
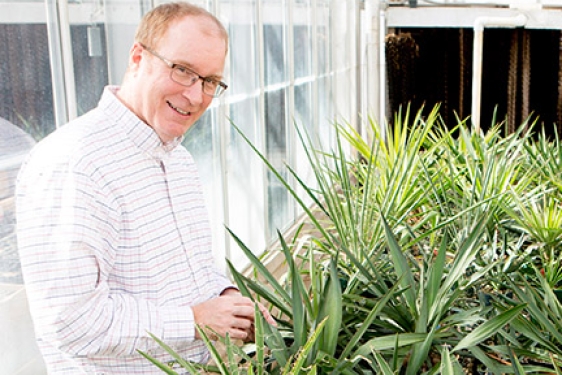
[16,2,274,374]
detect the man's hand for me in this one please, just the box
[192,292,276,341]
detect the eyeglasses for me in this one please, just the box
[140,43,228,98]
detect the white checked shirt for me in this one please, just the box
[16,86,233,374]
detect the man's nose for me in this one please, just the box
[182,79,205,105]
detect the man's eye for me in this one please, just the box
[204,78,219,88]
[175,66,191,75]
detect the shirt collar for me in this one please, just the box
[99,86,184,160]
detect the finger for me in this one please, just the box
[257,303,277,326]
[227,327,249,340]
[228,295,255,306]
[232,316,253,331]
[227,297,277,325]
[233,304,257,320]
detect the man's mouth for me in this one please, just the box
[168,101,191,116]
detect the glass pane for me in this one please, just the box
[225,0,259,95]
[104,0,142,84]
[295,82,313,134]
[0,10,51,287]
[315,0,330,75]
[294,83,315,212]
[263,1,286,86]
[265,89,287,166]
[0,5,49,369]
[227,98,265,269]
[184,110,216,186]
[318,76,333,150]
[66,1,110,115]
[267,168,290,238]
[0,23,54,141]
[293,1,312,79]
[0,120,35,285]
[70,23,109,116]
[183,109,224,265]
[265,88,290,237]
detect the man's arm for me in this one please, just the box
[15,156,197,357]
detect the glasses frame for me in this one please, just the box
[140,43,228,98]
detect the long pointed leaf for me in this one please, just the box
[453,304,527,353]
[381,215,417,314]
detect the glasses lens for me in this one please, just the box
[171,66,226,98]
[212,82,228,97]
[171,67,198,87]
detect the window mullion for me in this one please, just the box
[45,0,68,127]
[58,0,78,122]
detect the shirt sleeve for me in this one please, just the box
[15,151,202,358]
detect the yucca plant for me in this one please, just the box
[523,125,562,191]
[483,269,562,372]
[226,209,512,374]
[504,127,562,291]
[227,110,533,373]
[503,193,562,288]
[227,228,353,373]
[434,120,537,234]
[138,302,326,375]
[345,215,516,374]
[335,105,445,246]
[141,105,561,374]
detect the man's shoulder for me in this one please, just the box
[20,108,124,175]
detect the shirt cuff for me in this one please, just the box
[159,305,196,345]
[219,286,240,296]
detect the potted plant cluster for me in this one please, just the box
[141,105,562,374]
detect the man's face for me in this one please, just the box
[129,16,226,143]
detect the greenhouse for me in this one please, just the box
[1,0,562,374]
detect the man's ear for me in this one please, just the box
[128,42,144,71]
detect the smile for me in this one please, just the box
[167,101,191,116]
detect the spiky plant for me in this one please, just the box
[141,105,561,374]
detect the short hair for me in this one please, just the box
[134,1,228,53]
